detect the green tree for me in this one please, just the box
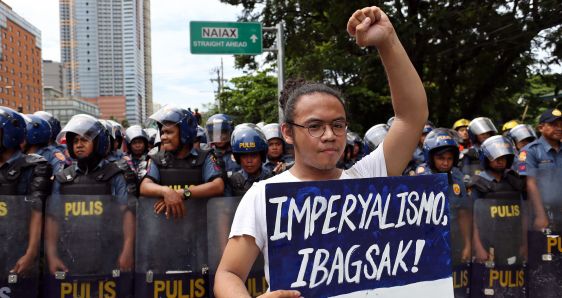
[220,0,562,133]
[206,70,279,124]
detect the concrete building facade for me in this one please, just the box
[60,0,151,125]
[0,1,42,113]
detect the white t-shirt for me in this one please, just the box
[229,144,387,284]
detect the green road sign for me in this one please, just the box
[190,21,263,55]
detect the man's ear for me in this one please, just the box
[281,122,294,145]
[536,123,544,134]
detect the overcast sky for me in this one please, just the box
[4,0,258,111]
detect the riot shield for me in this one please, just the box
[135,197,209,298]
[43,194,134,298]
[0,195,40,297]
[449,201,472,298]
[527,167,562,297]
[471,198,525,297]
[206,196,268,297]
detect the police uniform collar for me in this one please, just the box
[75,159,108,174]
[538,136,560,152]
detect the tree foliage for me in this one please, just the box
[219,0,562,133]
[206,70,279,124]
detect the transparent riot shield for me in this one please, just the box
[206,196,267,298]
[43,194,134,298]
[449,201,472,298]
[0,195,40,297]
[135,197,209,298]
[471,198,525,297]
[527,167,562,297]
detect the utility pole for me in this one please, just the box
[210,58,227,112]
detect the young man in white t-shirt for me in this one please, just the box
[214,6,429,298]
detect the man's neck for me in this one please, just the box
[289,159,342,181]
[175,145,191,159]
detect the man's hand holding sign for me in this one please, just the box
[214,5,435,298]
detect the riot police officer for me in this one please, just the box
[144,127,158,150]
[404,121,434,175]
[519,108,562,230]
[362,124,389,156]
[125,125,149,180]
[228,125,272,196]
[470,135,524,261]
[21,114,66,173]
[418,129,471,258]
[417,128,472,296]
[140,106,224,219]
[452,118,471,152]
[469,135,525,297]
[463,117,498,178]
[205,113,241,176]
[502,119,520,136]
[194,125,208,150]
[106,120,125,156]
[262,123,292,175]
[46,114,136,275]
[520,108,562,297]
[33,111,70,166]
[509,124,537,152]
[0,107,52,278]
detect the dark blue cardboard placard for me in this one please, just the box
[265,174,451,297]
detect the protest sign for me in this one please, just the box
[265,174,453,297]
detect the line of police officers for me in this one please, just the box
[1,104,561,297]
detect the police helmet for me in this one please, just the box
[149,105,197,145]
[0,107,26,150]
[57,114,110,158]
[231,126,268,164]
[99,120,116,139]
[125,125,149,153]
[144,128,158,146]
[206,114,234,144]
[23,114,52,145]
[262,123,283,142]
[480,135,515,169]
[107,119,124,146]
[195,125,207,144]
[502,120,520,133]
[423,128,460,170]
[508,124,536,144]
[34,111,61,143]
[452,119,470,130]
[423,121,435,134]
[256,121,266,128]
[363,124,388,153]
[468,117,497,144]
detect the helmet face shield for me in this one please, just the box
[125,125,148,144]
[57,114,102,144]
[469,117,498,136]
[481,135,515,161]
[206,115,234,144]
[509,124,536,143]
[149,106,189,127]
[364,124,389,151]
[262,123,283,141]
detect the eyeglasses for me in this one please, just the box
[287,120,348,138]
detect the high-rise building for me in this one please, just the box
[43,60,63,92]
[143,0,152,117]
[60,0,151,125]
[0,1,42,113]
